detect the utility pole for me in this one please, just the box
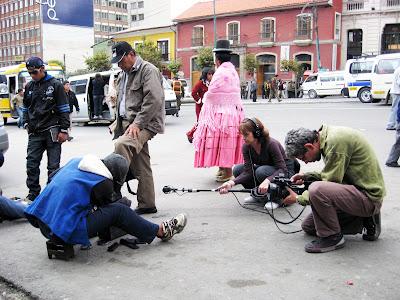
[312,0,321,70]
[213,0,217,47]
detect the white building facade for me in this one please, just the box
[128,0,199,28]
[341,0,400,68]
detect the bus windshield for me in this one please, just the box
[70,79,88,95]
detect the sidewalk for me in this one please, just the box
[182,96,360,105]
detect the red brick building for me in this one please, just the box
[174,0,343,93]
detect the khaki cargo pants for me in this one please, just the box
[114,121,156,209]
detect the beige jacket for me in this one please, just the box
[112,56,165,138]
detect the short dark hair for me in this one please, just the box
[215,52,231,64]
[17,88,23,93]
[63,80,69,85]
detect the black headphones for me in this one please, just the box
[246,117,261,138]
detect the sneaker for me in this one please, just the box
[243,195,264,206]
[385,162,400,168]
[135,207,157,215]
[264,201,280,210]
[362,213,381,241]
[305,233,345,253]
[161,213,187,241]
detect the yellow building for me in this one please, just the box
[112,25,176,73]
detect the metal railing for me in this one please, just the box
[387,0,400,6]
[260,32,275,42]
[346,1,364,10]
[191,37,203,47]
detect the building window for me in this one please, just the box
[138,1,144,8]
[138,14,144,20]
[382,24,400,54]
[296,14,312,39]
[157,40,169,61]
[295,53,312,70]
[192,25,204,47]
[334,13,341,40]
[227,21,240,45]
[131,15,137,21]
[260,18,275,41]
[347,29,362,59]
[131,2,137,9]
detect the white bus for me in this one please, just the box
[343,56,375,103]
[302,71,346,98]
[68,69,178,124]
[370,53,400,104]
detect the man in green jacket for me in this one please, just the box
[283,125,385,253]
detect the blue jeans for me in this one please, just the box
[386,127,400,164]
[86,203,159,244]
[16,107,23,128]
[387,94,400,129]
[0,196,28,220]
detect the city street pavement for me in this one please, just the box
[1,97,399,299]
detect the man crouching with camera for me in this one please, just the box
[283,125,385,253]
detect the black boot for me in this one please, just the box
[46,240,75,260]
[362,213,381,241]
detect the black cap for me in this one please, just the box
[26,56,44,68]
[111,41,133,64]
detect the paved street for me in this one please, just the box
[0,98,399,299]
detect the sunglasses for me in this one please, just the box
[28,69,39,75]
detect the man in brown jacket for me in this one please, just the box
[110,41,165,214]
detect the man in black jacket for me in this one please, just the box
[63,80,79,141]
[22,57,70,202]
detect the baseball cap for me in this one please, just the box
[26,56,44,68]
[111,41,133,64]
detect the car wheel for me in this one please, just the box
[308,89,318,99]
[358,88,372,103]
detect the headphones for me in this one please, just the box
[246,117,262,138]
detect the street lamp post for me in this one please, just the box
[213,0,217,47]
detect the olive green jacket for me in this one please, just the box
[297,125,386,205]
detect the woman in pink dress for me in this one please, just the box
[193,40,244,182]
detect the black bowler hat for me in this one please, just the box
[111,41,133,64]
[213,39,232,53]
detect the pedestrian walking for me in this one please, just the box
[110,41,165,215]
[63,81,79,141]
[268,75,279,102]
[22,56,70,202]
[12,88,24,128]
[250,80,257,102]
[193,39,244,182]
[385,99,400,167]
[92,73,105,119]
[386,65,400,130]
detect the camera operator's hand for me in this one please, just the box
[283,187,298,205]
[218,180,235,194]
[258,178,270,194]
[291,173,305,185]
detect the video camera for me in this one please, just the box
[266,174,307,205]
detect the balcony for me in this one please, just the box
[343,0,368,13]
[191,37,204,47]
[294,30,312,46]
[258,32,275,47]
[386,0,400,7]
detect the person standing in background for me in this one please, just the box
[12,88,24,128]
[63,81,79,141]
[92,73,105,119]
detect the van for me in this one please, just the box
[302,71,346,98]
[68,69,178,124]
[0,112,9,167]
[370,53,400,104]
[343,56,375,103]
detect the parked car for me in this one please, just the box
[0,112,9,167]
[302,71,346,98]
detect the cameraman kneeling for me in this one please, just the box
[25,154,187,254]
[283,125,385,253]
[219,117,298,203]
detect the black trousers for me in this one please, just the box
[26,131,61,196]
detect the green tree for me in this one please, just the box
[280,59,305,96]
[196,47,214,70]
[84,51,111,72]
[244,54,258,74]
[135,38,162,70]
[167,59,182,76]
[48,59,65,72]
